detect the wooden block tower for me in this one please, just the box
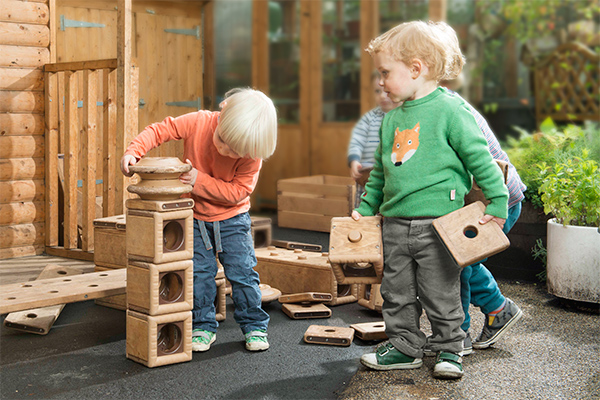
[124,157,195,368]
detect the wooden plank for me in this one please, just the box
[0,1,50,25]
[44,59,117,73]
[0,245,44,260]
[0,44,49,67]
[277,195,351,216]
[277,211,334,233]
[201,0,214,110]
[252,0,269,91]
[102,67,117,216]
[45,70,59,246]
[0,269,126,314]
[0,201,44,225]
[0,222,44,249]
[0,180,44,203]
[82,69,98,251]
[45,246,94,261]
[3,264,84,335]
[0,158,44,181]
[0,22,49,47]
[277,181,352,197]
[0,136,44,159]
[0,113,44,136]
[0,67,44,91]
[63,70,78,249]
[0,90,44,113]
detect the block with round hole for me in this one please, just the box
[127,260,193,315]
[254,246,358,306]
[432,201,510,268]
[126,310,192,368]
[357,283,383,312]
[350,321,387,341]
[328,216,383,285]
[126,208,193,264]
[303,325,354,347]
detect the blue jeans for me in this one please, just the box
[460,202,522,332]
[192,212,269,334]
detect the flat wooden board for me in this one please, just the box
[271,240,322,252]
[432,201,510,268]
[0,269,126,314]
[278,292,333,304]
[4,264,84,334]
[303,325,354,346]
[281,303,331,319]
[350,321,387,341]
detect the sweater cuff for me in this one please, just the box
[347,154,360,167]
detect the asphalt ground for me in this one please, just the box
[1,220,598,399]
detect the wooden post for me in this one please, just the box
[202,1,215,110]
[360,0,379,115]
[103,68,117,216]
[63,70,78,249]
[44,70,58,247]
[252,0,269,93]
[429,0,447,22]
[82,69,98,251]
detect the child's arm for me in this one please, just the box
[192,159,262,206]
[354,131,385,217]
[347,112,374,169]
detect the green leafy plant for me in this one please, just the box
[537,149,600,227]
[531,238,547,282]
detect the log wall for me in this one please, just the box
[0,0,51,259]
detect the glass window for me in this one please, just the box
[378,0,429,33]
[322,0,361,122]
[269,1,301,124]
[214,0,253,104]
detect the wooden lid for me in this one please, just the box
[129,157,192,180]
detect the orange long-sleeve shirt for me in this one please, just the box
[124,111,262,222]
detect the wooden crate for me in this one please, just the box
[277,175,355,232]
[254,246,357,306]
[94,215,127,269]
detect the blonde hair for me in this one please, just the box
[218,88,278,160]
[366,21,465,83]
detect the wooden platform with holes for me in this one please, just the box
[0,269,126,314]
[303,325,354,347]
[254,246,357,306]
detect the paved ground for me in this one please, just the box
[1,220,598,399]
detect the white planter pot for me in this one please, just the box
[546,219,600,303]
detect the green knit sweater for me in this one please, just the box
[356,87,508,219]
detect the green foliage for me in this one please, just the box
[506,120,600,209]
[538,150,600,227]
[531,238,547,282]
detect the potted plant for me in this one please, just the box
[538,148,600,303]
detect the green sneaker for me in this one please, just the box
[433,351,463,379]
[245,330,269,351]
[360,342,423,371]
[192,329,216,352]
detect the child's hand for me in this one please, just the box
[479,214,505,230]
[351,210,362,221]
[179,159,198,186]
[120,154,137,177]
[349,160,363,180]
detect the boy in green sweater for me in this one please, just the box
[354,21,508,379]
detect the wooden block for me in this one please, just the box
[255,246,358,306]
[303,325,354,346]
[215,278,226,322]
[94,214,127,269]
[357,284,383,312]
[271,240,322,252]
[259,283,281,303]
[0,269,126,314]
[329,216,383,284]
[432,201,510,268]
[251,216,272,226]
[3,264,83,335]
[94,266,127,311]
[126,208,194,264]
[350,321,387,341]
[127,260,193,315]
[126,310,192,368]
[277,175,356,232]
[281,303,331,319]
[126,198,194,212]
[251,223,271,248]
[278,292,333,304]
[464,160,509,206]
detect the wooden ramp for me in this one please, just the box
[0,269,126,314]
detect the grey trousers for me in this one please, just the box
[381,217,465,358]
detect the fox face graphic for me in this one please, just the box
[391,122,420,166]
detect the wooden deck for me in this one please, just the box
[0,255,95,285]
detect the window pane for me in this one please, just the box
[269,1,301,124]
[379,0,429,33]
[322,0,361,122]
[214,0,253,104]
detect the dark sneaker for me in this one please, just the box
[433,351,463,379]
[424,333,472,357]
[473,298,523,349]
[192,329,216,352]
[245,330,269,351]
[360,342,423,370]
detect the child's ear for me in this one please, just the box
[410,59,424,79]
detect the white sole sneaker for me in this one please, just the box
[360,353,423,371]
[246,340,269,351]
[192,334,216,352]
[433,360,464,379]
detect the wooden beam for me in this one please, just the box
[429,0,447,22]
[82,69,98,251]
[202,1,214,110]
[252,0,269,92]
[0,269,126,315]
[45,70,58,246]
[360,0,378,115]
[44,59,117,73]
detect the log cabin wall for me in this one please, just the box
[0,0,51,259]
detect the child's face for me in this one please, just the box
[373,78,401,113]
[213,129,242,159]
[374,51,418,103]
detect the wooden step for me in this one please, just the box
[0,269,126,314]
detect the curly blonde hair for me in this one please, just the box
[366,21,465,83]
